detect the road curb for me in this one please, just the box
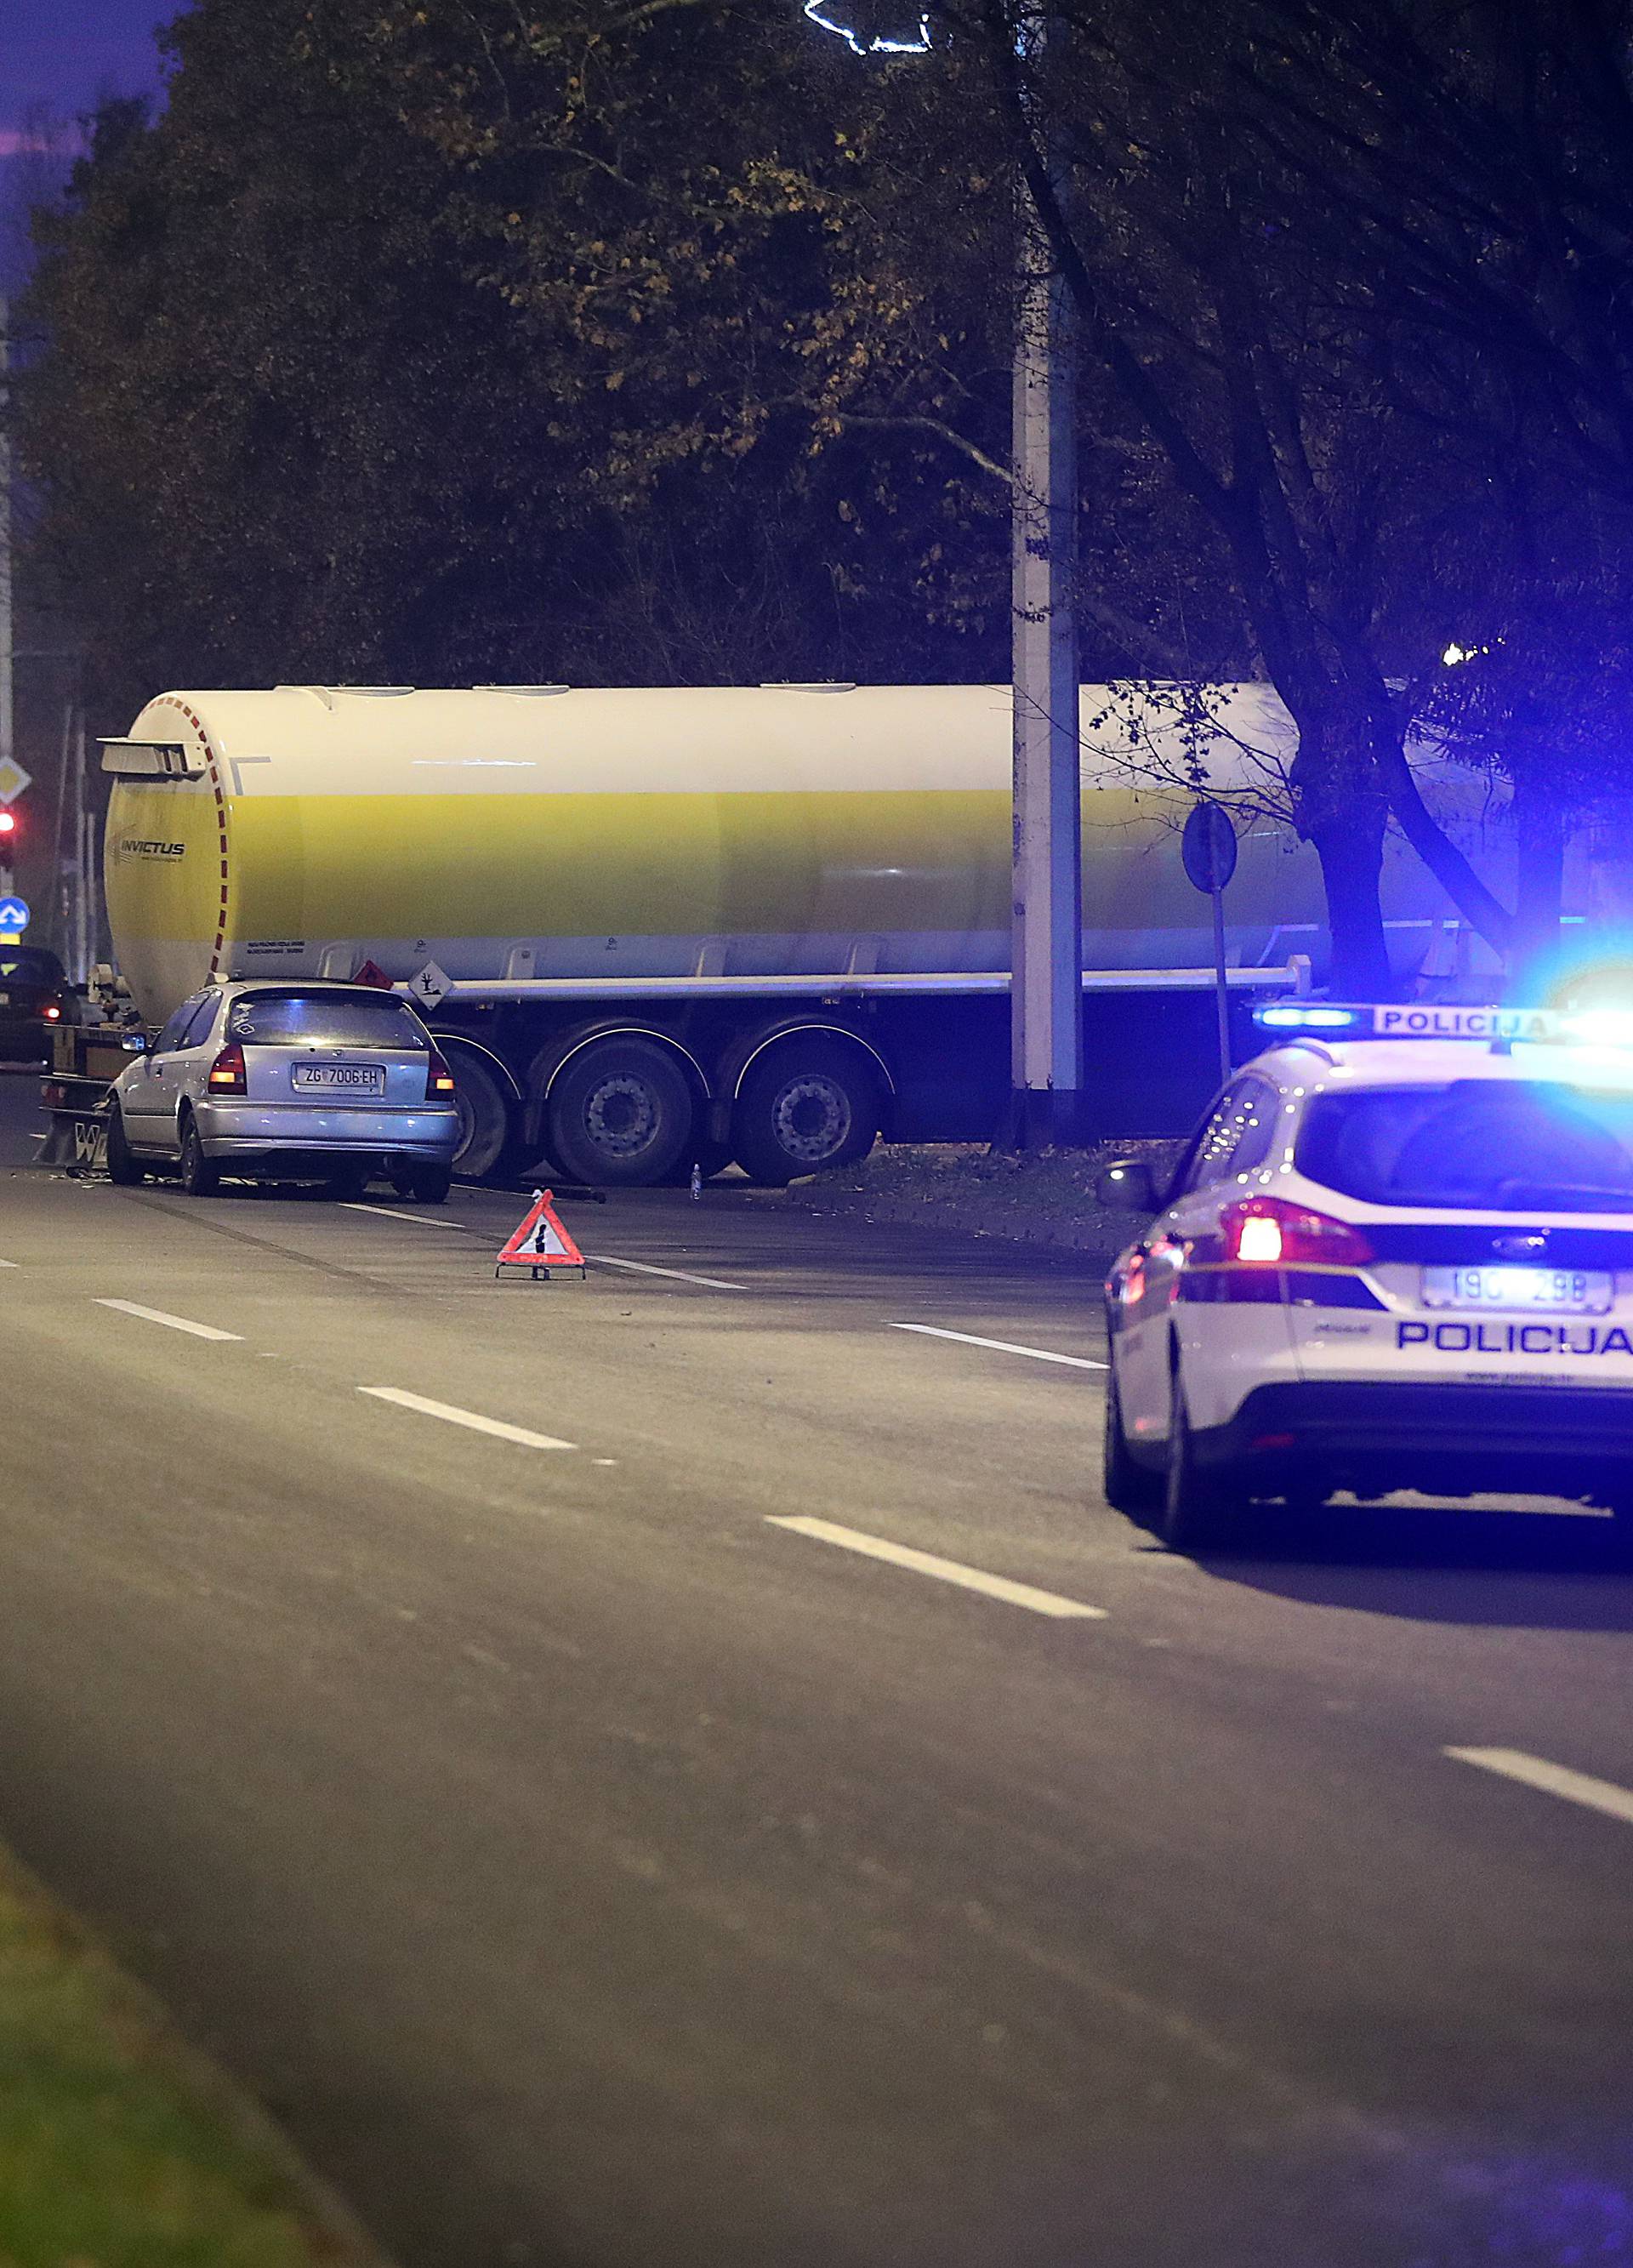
[0,1832,400,2265]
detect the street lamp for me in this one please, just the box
[801,2,1084,1147]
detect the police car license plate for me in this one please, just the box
[1421,1265,1612,1314]
[291,1063,384,1095]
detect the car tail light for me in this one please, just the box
[207,1042,247,1095]
[43,1003,60,1022]
[1221,1195,1374,1267]
[426,1049,456,1098]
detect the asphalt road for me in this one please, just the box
[3,1068,1633,2267]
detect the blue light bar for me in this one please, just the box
[1560,1010,1633,1048]
[1255,1005,1363,1031]
[1254,1003,1629,1045]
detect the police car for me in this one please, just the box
[1101,1003,1633,1548]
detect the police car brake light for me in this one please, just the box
[1222,1196,1374,1268]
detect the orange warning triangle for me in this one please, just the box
[495,1188,586,1278]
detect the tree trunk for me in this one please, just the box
[1372,733,1516,959]
[1310,806,1393,999]
[1511,781,1564,1004]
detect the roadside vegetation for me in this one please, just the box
[0,1842,388,2266]
[782,1138,1181,1258]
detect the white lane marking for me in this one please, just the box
[1446,1747,1633,1829]
[589,1254,747,1291]
[767,1516,1107,1619]
[888,1322,1108,1370]
[0,1259,15,1268]
[94,1298,242,1342]
[357,1386,576,1451]
[340,1203,467,1232]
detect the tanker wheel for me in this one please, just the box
[447,1052,521,1183]
[545,1037,695,1188]
[731,1040,882,1186]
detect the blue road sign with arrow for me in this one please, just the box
[0,897,31,933]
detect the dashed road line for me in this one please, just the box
[356,1386,576,1451]
[1446,1747,1633,1828]
[767,1516,1107,1619]
[340,1203,469,1231]
[589,1254,748,1292]
[0,1259,15,1268]
[93,1298,242,1343]
[888,1322,1107,1370]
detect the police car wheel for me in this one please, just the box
[1160,1376,1242,1552]
[1102,1361,1160,1519]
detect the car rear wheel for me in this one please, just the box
[105,1106,144,1188]
[1159,1374,1243,1553]
[178,1117,220,1198]
[546,1037,694,1188]
[731,1040,881,1186]
[1102,1358,1161,1519]
[406,1164,451,1203]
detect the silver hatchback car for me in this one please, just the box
[106,981,461,1200]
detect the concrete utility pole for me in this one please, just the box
[799,2,1085,1147]
[1009,180,1083,1147]
[1008,19,1083,1148]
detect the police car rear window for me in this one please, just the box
[226,991,428,1048]
[1298,1082,1633,1213]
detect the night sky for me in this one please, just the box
[6,0,176,146]
[3,1,180,285]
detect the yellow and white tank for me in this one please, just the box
[103,681,1417,1025]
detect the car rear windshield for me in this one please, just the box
[0,949,63,987]
[225,990,429,1049]
[1298,1081,1633,1212]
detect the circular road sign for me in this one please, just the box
[1181,801,1238,894]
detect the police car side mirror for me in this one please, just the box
[1095,1159,1159,1213]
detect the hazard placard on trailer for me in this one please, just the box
[495,1189,588,1281]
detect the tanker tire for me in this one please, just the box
[105,1107,143,1187]
[731,1040,881,1186]
[447,1052,521,1184]
[178,1116,220,1199]
[546,1038,694,1188]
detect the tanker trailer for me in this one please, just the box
[100,681,1433,1185]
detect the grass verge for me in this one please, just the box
[0,1841,392,2266]
[780,1138,1181,1262]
